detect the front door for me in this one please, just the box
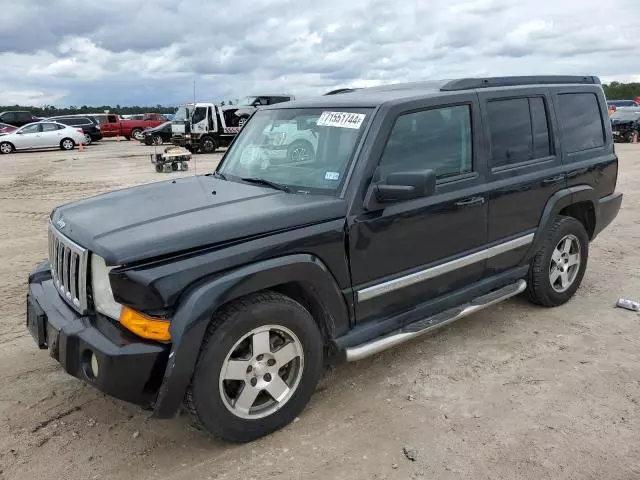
[349,99,489,323]
[13,123,41,149]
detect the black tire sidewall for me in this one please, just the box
[530,216,589,305]
[201,136,216,153]
[190,295,323,442]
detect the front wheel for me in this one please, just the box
[153,134,163,145]
[526,216,589,307]
[200,136,217,153]
[187,292,323,443]
[131,129,144,141]
[60,138,75,150]
[0,142,14,154]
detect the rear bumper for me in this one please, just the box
[27,262,169,407]
[594,191,623,238]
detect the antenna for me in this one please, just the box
[192,79,197,176]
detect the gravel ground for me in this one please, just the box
[0,140,639,480]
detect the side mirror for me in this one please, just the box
[364,170,436,210]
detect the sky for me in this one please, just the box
[0,0,638,107]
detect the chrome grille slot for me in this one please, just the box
[48,223,88,313]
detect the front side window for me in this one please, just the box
[486,97,551,167]
[19,124,40,134]
[378,105,473,180]
[191,107,207,124]
[218,108,372,195]
[557,93,605,153]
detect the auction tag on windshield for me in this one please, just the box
[317,111,365,129]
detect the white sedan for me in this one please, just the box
[0,121,86,154]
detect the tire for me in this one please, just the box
[0,141,14,154]
[155,164,163,173]
[153,134,163,146]
[200,136,217,153]
[83,133,92,146]
[60,138,75,150]
[187,291,323,443]
[144,136,154,146]
[131,129,143,141]
[286,140,315,163]
[526,215,589,307]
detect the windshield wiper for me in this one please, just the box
[212,171,226,180]
[241,177,292,193]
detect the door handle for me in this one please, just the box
[455,196,485,207]
[542,175,564,185]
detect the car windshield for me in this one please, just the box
[238,96,258,106]
[217,107,373,195]
[173,106,192,121]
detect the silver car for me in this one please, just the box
[0,121,86,154]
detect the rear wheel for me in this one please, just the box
[0,142,14,154]
[187,292,323,443]
[286,140,315,163]
[83,133,92,145]
[153,134,163,145]
[526,216,589,307]
[60,138,75,150]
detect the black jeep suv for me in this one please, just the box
[26,76,622,443]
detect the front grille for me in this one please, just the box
[48,223,88,313]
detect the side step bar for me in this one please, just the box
[345,279,527,362]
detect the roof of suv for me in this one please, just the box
[277,76,601,109]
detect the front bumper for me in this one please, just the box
[26,262,169,407]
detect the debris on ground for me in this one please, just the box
[407,394,415,401]
[392,463,399,469]
[616,298,640,311]
[132,431,140,439]
[403,446,419,461]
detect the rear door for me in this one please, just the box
[478,88,565,275]
[40,122,64,147]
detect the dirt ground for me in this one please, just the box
[0,140,639,480]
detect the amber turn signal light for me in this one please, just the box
[119,306,171,341]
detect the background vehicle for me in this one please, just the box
[171,102,241,153]
[260,119,317,164]
[141,121,172,145]
[607,99,639,108]
[47,116,103,145]
[0,111,40,127]
[0,121,84,153]
[611,109,640,142]
[229,94,295,126]
[99,113,166,140]
[0,122,18,135]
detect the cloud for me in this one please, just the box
[0,0,638,106]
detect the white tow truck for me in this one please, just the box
[170,102,243,153]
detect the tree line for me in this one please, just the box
[1,83,639,116]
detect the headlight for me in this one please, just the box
[91,254,122,319]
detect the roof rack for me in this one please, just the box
[440,76,601,91]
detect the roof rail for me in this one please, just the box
[440,76,601,91]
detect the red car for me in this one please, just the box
[95,113,167,140]
[0,122,17,135]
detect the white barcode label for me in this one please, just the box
[317,111,365,129]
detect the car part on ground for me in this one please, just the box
[150,146,191,172]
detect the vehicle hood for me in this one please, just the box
[50,175,346,265]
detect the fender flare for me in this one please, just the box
[525,185,597,260]
[152,253,350,418]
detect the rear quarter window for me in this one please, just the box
[557,93,605,153]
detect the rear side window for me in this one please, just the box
[379,104,473,180]
[41,123,61,132]
[486,97,551,168]
[557,93,605,153]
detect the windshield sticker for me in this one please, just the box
[317,111,366,129]
[325,171,340,181]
